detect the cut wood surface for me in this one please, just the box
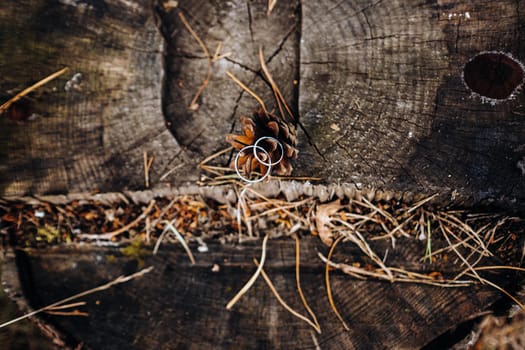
[1,1,525,349]
[1,237,514,350]
[0,0,523,208]
[298,0,525,206]
[0,0,182,195]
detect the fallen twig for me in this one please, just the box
[267,0,278,16]
[325,235,350,331]
[259,48,295,123]
[178,12,211,110]
[143,151,154,188]
[226,70,268,114]
[294,235,321,331]
[80,200,156,240]
[468,273,525,310]
[319,254,474,288]
[0,266,154,329]
[226,234,270,309]
[153,219,195,265]
[0,67,69,113]
[255,258,321,333]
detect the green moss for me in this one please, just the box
[36,224,61,244]
[120,238,150,268]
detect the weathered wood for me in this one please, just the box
[298,0,525,207]
[157,0,299,155]
[2,237,514,349]
[1,1,525,348]
[1,0,524,207]
[0,264,56,349]
[0,0,183,196]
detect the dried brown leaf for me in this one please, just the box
[315,200,342,246]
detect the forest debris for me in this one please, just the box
[178,14,230,111]
[226,234,269,310]
[471,273,525,310]
[1,186,524,310]
[212,42,231,62]
[267,0,278,16]
[325,236,350,331]
[143,152,154,188]
[177,12,211,111]
[307,192,525,307]
[226,71,268,114]
[314,200,341,246]
[162,0,178,11]
[319,253,474,288]
[258,48,296,123]
[1,186,525,338]
[224,50,298,177]
[153,219,195,265]
[80,200,156,240]
[294,235,321,332]
[44,310,89,317]
[45,302,89,317]
[255,258,321,333]
[160,163,185,181]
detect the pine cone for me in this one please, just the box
[226,109,298,176]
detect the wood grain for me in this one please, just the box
[0,0,183,196]
[156,0,299,158]
[2,236,514,349]
[298,0,525,207]
[1,0,524,208]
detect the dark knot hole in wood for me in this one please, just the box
[463,52,525,100]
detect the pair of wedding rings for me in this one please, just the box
[234,136,284,183]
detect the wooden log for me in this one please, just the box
[0,0,184,196]
[1,237,515,349]
[297,0,525,207]
[0,0,523,208]
[157,0,300,155]
[1,0,525,348]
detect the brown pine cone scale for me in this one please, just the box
[226,109,298,176]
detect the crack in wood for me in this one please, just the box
[224,57,259,73]
[301,60,339,65]
[266,22,298,64]
[297,120,327,161]
[454,17,462,53]
[346,0,385,21]
[228,82,252,134]
[361,6,374,40]
[294,0,301,123]
[169,53,208,59]
[333,140,361,187]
